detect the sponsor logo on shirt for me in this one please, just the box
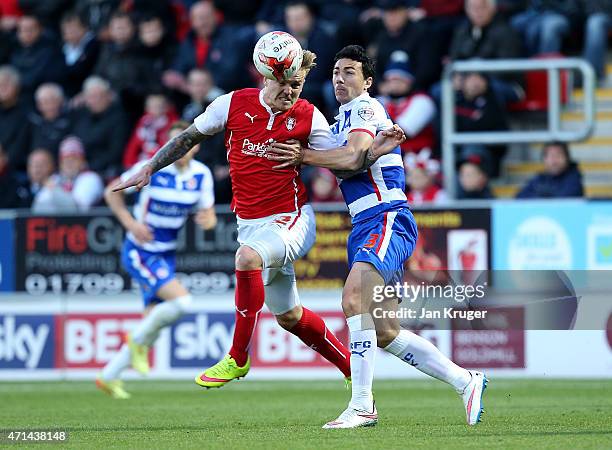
[241,138,274,158]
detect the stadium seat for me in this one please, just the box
[508,54,569,112]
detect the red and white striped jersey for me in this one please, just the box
[194,88,334,219]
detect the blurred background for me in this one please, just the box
[0,0,611,380]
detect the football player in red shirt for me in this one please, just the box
[114,50,405,388]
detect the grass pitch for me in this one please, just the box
[1,379,611,449]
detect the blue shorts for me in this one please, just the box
[121,239,176,306]
[347,207,418,285]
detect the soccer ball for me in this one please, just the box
[253,31,304,82]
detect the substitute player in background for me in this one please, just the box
[97,121,217,399]
[113,47,404,388]
[270,45,487,428]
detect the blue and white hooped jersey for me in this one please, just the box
[330,92,408,222]
[121,160,215,253]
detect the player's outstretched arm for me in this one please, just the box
[112,124,208,192]
[104,180,152,243]
[269,125,405,174]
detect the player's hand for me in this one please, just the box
[128,221,153,244]
[268,139,304,168]
[195,208,217,230]
[112,164,153,192]
[371,124,406,159]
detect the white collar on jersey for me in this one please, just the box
[258,89,283,130]
[164,159,197,179]
[338,92,371,112]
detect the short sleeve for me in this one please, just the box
[193,92,233,136]
[73,172,104,210]
[308,106,336,150]
[348,99,378,139]
[198,165,215,209]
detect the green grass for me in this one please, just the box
[0,379,611,449]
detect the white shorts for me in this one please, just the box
[237,204,316,315]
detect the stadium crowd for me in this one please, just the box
[0,0,598,209]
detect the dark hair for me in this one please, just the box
[543,141,570,160]
[110,11,132,23]
[334,45,376,80]
[285,0,317,16]
[139,13,163,25]
[61,10,85,25]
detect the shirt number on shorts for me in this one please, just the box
[273,215,292,226]
[364,233,380,248]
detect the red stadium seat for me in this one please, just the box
[508,54,569,112]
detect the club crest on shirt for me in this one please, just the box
[185,177,198,190]
[156,267,169,279]
[357,105,375,121]
[286,116,296,130]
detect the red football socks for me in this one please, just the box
[229,269,265,367]
[288,307,351,377]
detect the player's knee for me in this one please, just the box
[173,294,192,312]
[376,328,398,348]
[275,306,302,330]
[235,245,263,270]
[341,287,363,317]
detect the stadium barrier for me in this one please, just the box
[441,58,596,198]
[0,201,611,379]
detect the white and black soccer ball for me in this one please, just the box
[253,31,304,82]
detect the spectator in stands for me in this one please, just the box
[182,68,223,122]
[310,168,343,202]
[71,76,129,178]
[60,11,100,98]
[32,136,104,212]
[215,0,264,26]
[0,28,12,65]
[75,0,120,36]
[457,153,495,199]
[516,141,584,198]
[123,92,179,168]
[284,1,337,113]
[22,148,55,206]
[138,14,177,93]
[454,72,509,177]
[406,0,464,57]
[365,0,442,91]
[125,0,177,37]
[404,149,447,205]
[164,1,250,94]
[0,0,21,33]
[94,11,150,120]
[0,65,29,172]
[446,0,524,104]
[28,83,71,157]
[377,54,436,155]
[179,67,231,203]
[17,0,72,31]
[582,1,612,83]
[10,15,63,98]
[511,0,581,55]
[0,143,29,208]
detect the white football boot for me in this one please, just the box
[460,371,488,425]
[322,400,378,429]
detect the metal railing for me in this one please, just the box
[441,58,596,198]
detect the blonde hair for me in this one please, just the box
[300,50,317,75]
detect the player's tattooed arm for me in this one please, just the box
[149,124,207,172]
[112,125,208,191]
[269,125,405,178]
[331,148,378,179]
